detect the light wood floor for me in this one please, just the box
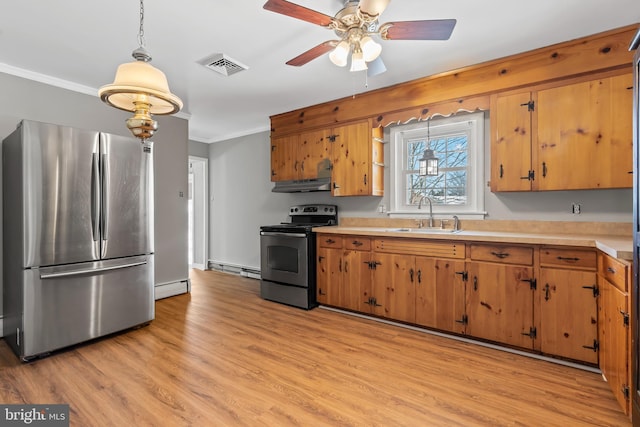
[0,269,631,426]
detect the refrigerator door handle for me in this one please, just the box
[101,153,109,244]
[39,260,147,279]
[91,153,100,241]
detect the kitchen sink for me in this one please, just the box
[385,227,462,234]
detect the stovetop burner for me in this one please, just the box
[260,204,338,233]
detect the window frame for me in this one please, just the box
[389,111,486,218]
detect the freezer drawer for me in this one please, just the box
[12,255,154,360]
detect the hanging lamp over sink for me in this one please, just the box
[99,0,182,142]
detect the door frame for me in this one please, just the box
[188,156,209,270]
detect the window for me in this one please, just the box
[390,112,485,217]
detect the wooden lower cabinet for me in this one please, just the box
[465,261,535,349]
[373,253,415,322]
[539,268,599,364]
[317,235,373,312]
[415,258,466,334]
[598,253,631,416]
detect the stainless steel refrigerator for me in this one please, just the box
[3,120,155,361]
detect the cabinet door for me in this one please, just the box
[537,74,633,190]
[372,253,413,321]
[270,134,298,181]
[317,246,342,306]
[331,121,371,196]
[466,262,535,349]
[539,268,598,364]
[299,128,331,180]
[491,92,534,192]
[415,257,466,334]
[342,250,371,312]
[599,277,630,415]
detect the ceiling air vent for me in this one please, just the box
[201,53,249,77]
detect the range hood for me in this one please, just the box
[271,177,331,193]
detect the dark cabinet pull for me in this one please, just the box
[294,160,299,171]
[339,258,342,273]
[417,270,422,284]
[363,174,368,186]
[557,256,580,262]
[344,261,348,273]
[473,276,478,291]
[409,268,414,283]
[490,251,510,259]
[326,238,335,244]
[499,164,504,178]
[544,284,550,301]
[352,240,363,247]
[542,162,547,178]
[607,267,617,274]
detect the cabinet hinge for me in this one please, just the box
[455,271,468,281]
[520,278,537,290]
[365,297,382,307]
[582,339,599,352]
[520,170,535,181]
[367,261,381,270]
[582,284,599,298]
[521,327,537,339]
[622,385,630,400]
[455,314,468,325]
[620,310,630,327]
[328,134,338,142]
[520,100,535,111]
[271,145,276,152]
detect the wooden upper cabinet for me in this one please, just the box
[299,128,331,180]
[331,120,381,197]
[270,134,298,182]
[536,74,633,190]
[491,72,633,192]
[491,91,535,192]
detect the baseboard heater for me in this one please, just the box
[155,279,190,300]
[208,260,261,280]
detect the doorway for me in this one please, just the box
[188,156,208,270]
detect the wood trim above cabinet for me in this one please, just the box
[270,25,636,138]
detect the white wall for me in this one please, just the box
[207,116,631,271]
[0,72,189,337]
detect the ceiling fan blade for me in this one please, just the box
[379,19,456,40]
[263,0,335,27]
[286,41,339,66]
[358,0,390,21]
[367,56,387,77]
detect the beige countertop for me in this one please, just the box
[313,225,633,261]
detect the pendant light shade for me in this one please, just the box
[419,149,439,176]
[99,0,182,142]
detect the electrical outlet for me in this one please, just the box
[378,204,386,213]
[572,203,581,214]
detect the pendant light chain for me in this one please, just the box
[137,0,146,48]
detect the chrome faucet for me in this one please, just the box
[453,215,460,231]
[418,196,435,228]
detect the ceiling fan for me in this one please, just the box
[263,0,456,75]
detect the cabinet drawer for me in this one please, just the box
[540,247,597,270]
[344,237,371,251]
[600,254,628,292]
[318,235,343,249]
[470,244,533,265]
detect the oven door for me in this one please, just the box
[260,231,309,287]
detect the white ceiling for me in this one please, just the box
[0,1,638,143]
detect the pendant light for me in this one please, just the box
[98,0,182,142]
[419,120,439,176]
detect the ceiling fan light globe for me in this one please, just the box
[349,51,368,72]
[329,41,350,67]
[360,36,382,62]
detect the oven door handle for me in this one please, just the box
[260,231,307,238]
